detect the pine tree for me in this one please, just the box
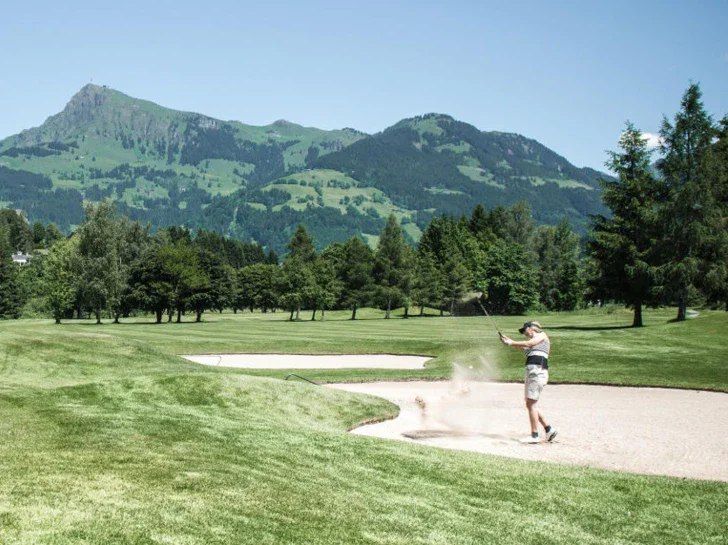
[658,84,718,321]
[588,123,661,326]
[0,226,21,319]
[374,215,412,319]
[411,251,444,315]
[337,236,374,320]
[702,115,728,310]
[282,224,317,321]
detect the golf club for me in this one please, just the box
[457,291,505,340]
[477,300,505,339]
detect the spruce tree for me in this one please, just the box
[419,214,481,314]
[0,226,21,319]
[702,115,728,310]
[281,224,317,321]
[411,250,444,315]
[338,236,374,320]
[374,215,412,319]
[588,122,661,326]
[658,84,718,321]
[0,209,33,253]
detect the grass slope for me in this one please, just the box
[0,85,366,212]
[256,169,421,241]
[0,309,725,543]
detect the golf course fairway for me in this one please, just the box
[0,307,725,544]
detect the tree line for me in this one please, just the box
[0,197,581,323]
[0,83,724,325]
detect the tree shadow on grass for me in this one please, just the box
[72,320,212,326]
[547,325,634,331]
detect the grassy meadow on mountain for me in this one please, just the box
[0,84,609,252]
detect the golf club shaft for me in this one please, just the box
[477,301,504,338]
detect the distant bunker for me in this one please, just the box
[180,354,430,370]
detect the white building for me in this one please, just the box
[11,251,31,266]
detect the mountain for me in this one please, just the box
[0,85,608,252]
[313,113,606,228]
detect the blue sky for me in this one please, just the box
[1,0,726,171]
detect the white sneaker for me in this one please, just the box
[519,435,540,444]
[546,428,558,442]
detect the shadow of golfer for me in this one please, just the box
[402,430,512,441]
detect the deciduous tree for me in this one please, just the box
[43,237,79,323]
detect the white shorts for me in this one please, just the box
[525,364,548,401]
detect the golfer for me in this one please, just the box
[501,321,557,444]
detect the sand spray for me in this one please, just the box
[413,353,499,434]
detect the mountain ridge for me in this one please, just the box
[0,85,608,252]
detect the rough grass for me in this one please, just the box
[0,309,725,543]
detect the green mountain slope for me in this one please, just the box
[0,85,368,236]
[0,86,608,252]
[314,113,607,229]
[2,84,365,174]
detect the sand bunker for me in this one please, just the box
[330,381,728,482]
[181,354,429,369]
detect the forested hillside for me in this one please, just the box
[0,85,609,252]
[314,114,606,228]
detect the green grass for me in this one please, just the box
[261,170,384,212]
[0,309,725,543]
[424,187,467,195]
[435,142,472,154]
[258,169,423,241]
[408,116,444,136]
[457,165,503,188]
[525,176,594,190]
[47,306,728,392]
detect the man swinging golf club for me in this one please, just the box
[500,321,558,444]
